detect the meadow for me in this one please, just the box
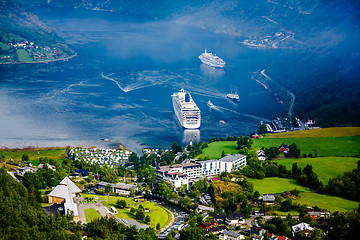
[265,127,360,138]
[294,192,359,213]
[82,194,171,229]
[248,177,310,195]
[200,135,360,159]
[201,141,239,159]
[252,136,360,157]
[249,177,359,213]
[274,157,359,183]
[0,147,68,166]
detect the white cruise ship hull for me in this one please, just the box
[199,58,225,68]
[172,98,201,129]
[172,89,201,129]
[198,50,225,68]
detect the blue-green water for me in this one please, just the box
[0,8,281,151]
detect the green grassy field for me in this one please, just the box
[201,127,360,158]
[201,141,239,159]
[294,192,359,213]
[82,194,172,229]
[248,177,310,195]
[0,147,68,166]
[16,49,34,62]
[200,136,360,159]
[275,157,359,183]
[265,127,360,138]
[85,209,101,222]
[252,136,360,157]
[249,177,359,212]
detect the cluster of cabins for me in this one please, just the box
[156,154,247,190]
[68,147,132,167]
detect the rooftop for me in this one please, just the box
[47,177,81,217]
[221,230,242,238]
[156,162,201,173]
[220,154,246,162]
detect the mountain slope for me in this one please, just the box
[0,1,75,64]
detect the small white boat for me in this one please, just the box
[207,100,214,107]
[227,92,239,101]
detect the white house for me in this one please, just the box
[16,166,33,176]
[262,194,276,204]
[225,213,245,226]
[219,230,245,240]
[257,150,268,161]
[291,222,314,237]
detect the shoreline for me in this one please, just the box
[0,52,77,65]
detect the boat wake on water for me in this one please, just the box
[207,100,221,111]
[215,105,270,122]
[101,70,179,92]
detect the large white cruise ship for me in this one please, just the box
[172,88,201,129]
[199,49,225,68]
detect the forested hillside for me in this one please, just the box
[0,167,79,239]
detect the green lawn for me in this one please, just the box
[265,127,360,138]
[252,136,360,157]
[248,177,310,195]
[82,194,172,229]
[0,147,68,166]
[294,192,359,213]
[85,209,101,222]
[201,141,239,159]
[201,135,360,159]
[16,49,33,62]
[275,157,360,183]
[250,177,359,212]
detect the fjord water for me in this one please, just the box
[0,8,280,151]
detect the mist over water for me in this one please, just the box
[0,7,281,152]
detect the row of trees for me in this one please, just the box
[326,161,360,201]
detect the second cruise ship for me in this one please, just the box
[172,88,201,129]
[199,49,225,68]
